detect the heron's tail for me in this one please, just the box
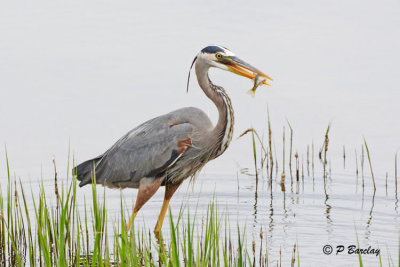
[73,155,103,187]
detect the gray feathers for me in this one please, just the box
[75,107,213,188]
[75,46,239,190]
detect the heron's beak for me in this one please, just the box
[224,56,272,86]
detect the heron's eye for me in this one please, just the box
[216,53,222,59]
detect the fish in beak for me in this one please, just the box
[248,74,266,97]
[223,56,272,97]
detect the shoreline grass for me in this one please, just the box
[1,115,399,266]
[0,165,287,266]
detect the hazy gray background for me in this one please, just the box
[1,0,399,178]
[1,1,400,266]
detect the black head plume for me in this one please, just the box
[186,56,197,93]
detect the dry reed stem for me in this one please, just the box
[322,124,331,178]
[286,120,293,177]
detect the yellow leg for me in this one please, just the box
[126,211,138,231]
[154,199,170,233]
[154,182,181,233]
[126,178,162,232]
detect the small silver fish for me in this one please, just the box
[247,74,266,97]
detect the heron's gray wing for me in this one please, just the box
[78,111,195,187]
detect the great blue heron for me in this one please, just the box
[74,45,271,233]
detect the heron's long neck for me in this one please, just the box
[196,64,234,157]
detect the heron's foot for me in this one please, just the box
[154,228,161,238]
[154,229,166,252]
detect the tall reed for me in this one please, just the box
[363,138,376,192]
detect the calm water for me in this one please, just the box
[1,0,400,266]
[35,159,398,267]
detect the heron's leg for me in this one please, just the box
[154,182,181,233]
[126,178,162,231]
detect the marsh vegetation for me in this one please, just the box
[0,117,399,266]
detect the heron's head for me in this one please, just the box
[194,45,272,85]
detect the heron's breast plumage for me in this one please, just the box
[164,93,235,185]
[216,90,234,157]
